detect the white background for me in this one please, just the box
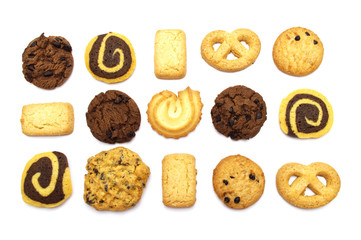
[1,0,360,239]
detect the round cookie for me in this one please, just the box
[84,147,150,211]
[84,32,136,83]
[21,151,72,208]
[211,85,267,140]
[22,33,74,89]
[213,155,265,209]
[86,90,141,144]
[279,89,333,139]
[273,27,324,76]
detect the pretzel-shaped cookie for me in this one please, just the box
[201,29,261,72]
[276,162,340,209]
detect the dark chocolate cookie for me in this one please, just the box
[211,85,267,140]
[86,90,141,143]
[22,33,73,89]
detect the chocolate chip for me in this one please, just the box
[66,62,72,67]
[104,185,108,192]
[223,180,229,185]
[106,130,113,139]
[295,36,301,41]
[256,112,262,119]
[30,41,37,47]
[229,107,234,113]
[224,197,230,203]
[52,41,61,48]
[305,32,310,36]
[314,40,318,45]
[26,73,32,79]
[246,114,251,121]
[230,176,235,179]
[249,173,255,180]
[216,102,222,107]
[229,132,238,139]
[127,132,135,138]
[114,98,122,104]
[259,105,263,110]
[62,44,72,52]
[100,172,105,180]
[28,54,35,58]
[234,197,240,204]
[27,64,35,71]
[59,56,66,61]
[228,119,234,126]
[127,186,130,190]
[215,115,221,122]
[55,37,63,42]
[99,200,104,203]
[120,95,129,103]
[254,99,259,104]
[93,168,99,175]
[43,70,53,77]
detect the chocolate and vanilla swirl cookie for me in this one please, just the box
[279,89,333,138]
[21,152,72,208]
[85,32,136,83]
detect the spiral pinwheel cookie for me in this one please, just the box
[279,89,333,138]
[85,32,136,83]
[147,87,203,138]
[84,147,150,211]
[21,151,72,208]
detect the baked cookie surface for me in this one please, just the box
[279,89,333,138]
[211,85,267,140]
[273,27,323,76]
[276,162,341,209]
[213,155,265,209]
[22,33,73,89]
[21,151,72,208]
[85,32,136,83]
[84,147,150,211]
[86,90,141,143]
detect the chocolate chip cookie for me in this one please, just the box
[213,155,265,209]
[22,33,73,89]
[86,90,141,144]
[211,85,267,140]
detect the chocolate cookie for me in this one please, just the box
[86,90,141,144]
[211,85,267,140]
[22,33,73,89]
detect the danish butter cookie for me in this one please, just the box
[84,147,150,211]
[201,28,261,72]
[86,90,141,143]
[276,162,341,209]
[147,87,203,138]
[21,151,72,208]
[213,155,265,209]
[211,85,267,140]
[155,29,186,79]
[21,102,74,136]
[273,27,324,76]
[22,33,73,90]
[85,32,136,83]
[279,89,333,138]
[162,154,197,208]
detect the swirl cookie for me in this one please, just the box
[21,151,72,208]
[201,28,261,72]
[147,87,203,138]
[276,162,341,209]
[84,147,150,211]
[86,90,141,144]
[273,27,324,76]
[211,85,267,140]
[279,89,333,138]
[85,32,136,83]
[213,155,265,209]
[22,33,73,89]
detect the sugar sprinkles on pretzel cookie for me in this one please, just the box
[201,28,261,72]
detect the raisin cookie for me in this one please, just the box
[22,33,73,89]
[86,90,141,143]
[211,85,267,140]
[273,27,323,76]
[21,151,72,208]
[213,155,265,209]
[84,147,150,211]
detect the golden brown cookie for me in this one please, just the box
[279,89,333,138]
[273,27,324,76]
[276,162,341,209]
[162,153,197,208]
[147,87,203,138]
[84,147,150,211]
[201,28,261,72]
[213,155,265,209]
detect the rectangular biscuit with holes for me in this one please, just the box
[154,29,186,79]
[21,102,74,136]
[162,153,197,207]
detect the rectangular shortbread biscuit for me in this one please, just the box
[21,102,74,136]
[162,153,197,207]
[154,29,186,79]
